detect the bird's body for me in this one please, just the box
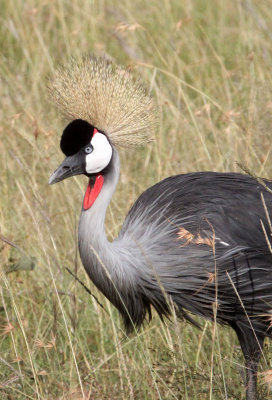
[79,148,272,338]
[49,56,272,400]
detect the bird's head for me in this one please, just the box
[48,55,156,186]
[49,119,112,185]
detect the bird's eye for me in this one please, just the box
[85,146,93,154]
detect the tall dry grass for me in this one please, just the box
[1,0,272,398]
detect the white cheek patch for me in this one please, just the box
[85,132,113,174]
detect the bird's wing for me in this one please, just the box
[116,172,272,330]
[119,172,272,250]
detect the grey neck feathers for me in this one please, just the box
[78,148,148,331]
[78,147,120,287]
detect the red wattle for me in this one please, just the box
[83,174,104,210]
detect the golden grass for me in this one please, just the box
[1,0,272,398]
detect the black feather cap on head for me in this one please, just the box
[60,119,94,156]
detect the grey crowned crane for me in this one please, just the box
[49,56,272,400]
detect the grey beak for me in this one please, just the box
[49,153,85,185]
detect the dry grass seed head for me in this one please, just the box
[49,55,157,147]
[1,322,15,336]
[34,338,45,349]
[177,227,213,247]
[194,233,213,247]
[177,227,195,245]
[260,369,272,388]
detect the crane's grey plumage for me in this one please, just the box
[49,55,272,400]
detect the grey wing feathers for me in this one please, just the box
[116,172,272,332]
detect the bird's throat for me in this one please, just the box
[83,174,104,210]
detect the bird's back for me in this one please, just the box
[121,172,272,248]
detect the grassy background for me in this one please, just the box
[1,0,272,398]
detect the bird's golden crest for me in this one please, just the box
[49,55,156,147]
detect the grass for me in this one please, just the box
[1,0,272,398]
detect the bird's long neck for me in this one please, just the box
[78,148,120,282]
[78,148,141,330]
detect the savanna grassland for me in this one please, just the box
[1,0,272,399]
